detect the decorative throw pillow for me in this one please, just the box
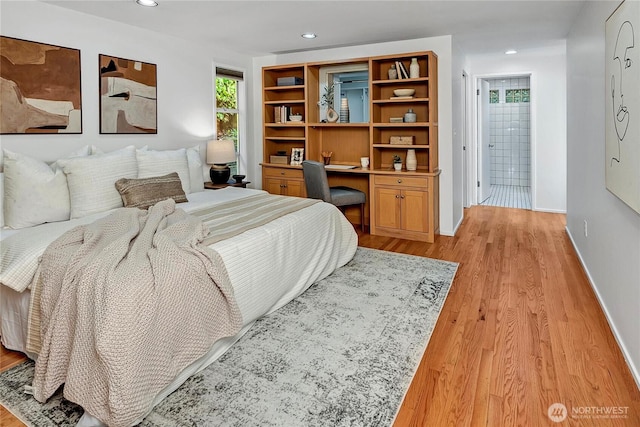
[136,148,191,194]
[2,149,72,229]
[186,145,205,193]
[115,172,187,209]
[58,145,138,219]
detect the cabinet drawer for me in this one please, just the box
[373,175,428,189]
[263,167,304,179]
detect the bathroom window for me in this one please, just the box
[505,88,530,103]
[489,90,500,104]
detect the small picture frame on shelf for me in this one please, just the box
[291,148,304,165]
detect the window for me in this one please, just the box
[489,90,500,104]
[215,67,244,175]
[505,88,530,103]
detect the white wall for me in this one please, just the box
[252,36,461,236]
[451,38,466,232]
[0,1,254,174]
[467,44,567,213]
[566,1,640,385]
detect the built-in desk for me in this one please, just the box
[261,163,440,243]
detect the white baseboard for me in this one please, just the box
[565,226,640,390]
[452,215,464,235]
[533,207,566,214]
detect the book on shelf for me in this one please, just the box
[394,61,404,79]
[397,60,409,79]
[273,105,292,123]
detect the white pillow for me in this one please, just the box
[59,145,138,219]
[2,150,71,228]
[137,148,191,194]
[49,145,92,170]
[186,145,204,193]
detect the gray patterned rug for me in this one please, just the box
[0,247,457,427]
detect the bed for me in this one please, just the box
[0,148,358,426]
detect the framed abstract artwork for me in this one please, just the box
[99,54,157,134]
[605,0,640,214]
[0,36,82,134]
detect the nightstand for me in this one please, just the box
[204,180,250,190]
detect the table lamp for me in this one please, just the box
[207,139,236,184]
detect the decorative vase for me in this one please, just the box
[406,149,417,171]
[393,162,402,172]
[326,107,339,123]
[339,97,350,123]
[388,64,398,80]
[404,108,417,123]
[409,57,420,78]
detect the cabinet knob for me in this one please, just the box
[397,179,402,183]
[280,172,285,175]
[401,195,405,199]
[395,195,400,199]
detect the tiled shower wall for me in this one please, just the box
[489,77,530,187]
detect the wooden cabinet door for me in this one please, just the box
[401,189,428,233]
[264,178,285,195]
[373,187,401,230]
[285,179,306,198]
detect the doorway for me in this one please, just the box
[477,76,532,209]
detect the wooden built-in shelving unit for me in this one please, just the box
[261,51,440,242]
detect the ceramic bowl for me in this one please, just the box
[393,88,415,97]
[232,174,246,183]
[289,115,303,122]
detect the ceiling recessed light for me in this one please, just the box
[301,33,317,39]
[505,49,518,55]
[136,0,158,6]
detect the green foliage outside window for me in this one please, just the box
[216,77,238,142]
[216,77,239,175]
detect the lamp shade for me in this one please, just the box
[206,139,236,165]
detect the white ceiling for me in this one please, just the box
[45,0,586,56]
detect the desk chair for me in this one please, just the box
[302,160,366,232]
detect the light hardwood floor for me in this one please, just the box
[2,206,639,426]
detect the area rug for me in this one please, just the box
[0,247,458,427]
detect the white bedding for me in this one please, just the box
[0,187,358,426]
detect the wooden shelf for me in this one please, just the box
[308,123,370,128]
[265,136,306,141]
[371,77,429,85]
[370,168,441,176]
[265,123,306,127]
[260,163,302,169]
[264,85,305,91]
[372,98,429,104]
[372,122,430,127]
[264,99,305,105]
[373,144,429,149]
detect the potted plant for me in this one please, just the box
[393,155,402,171]
[318,83,337,122]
